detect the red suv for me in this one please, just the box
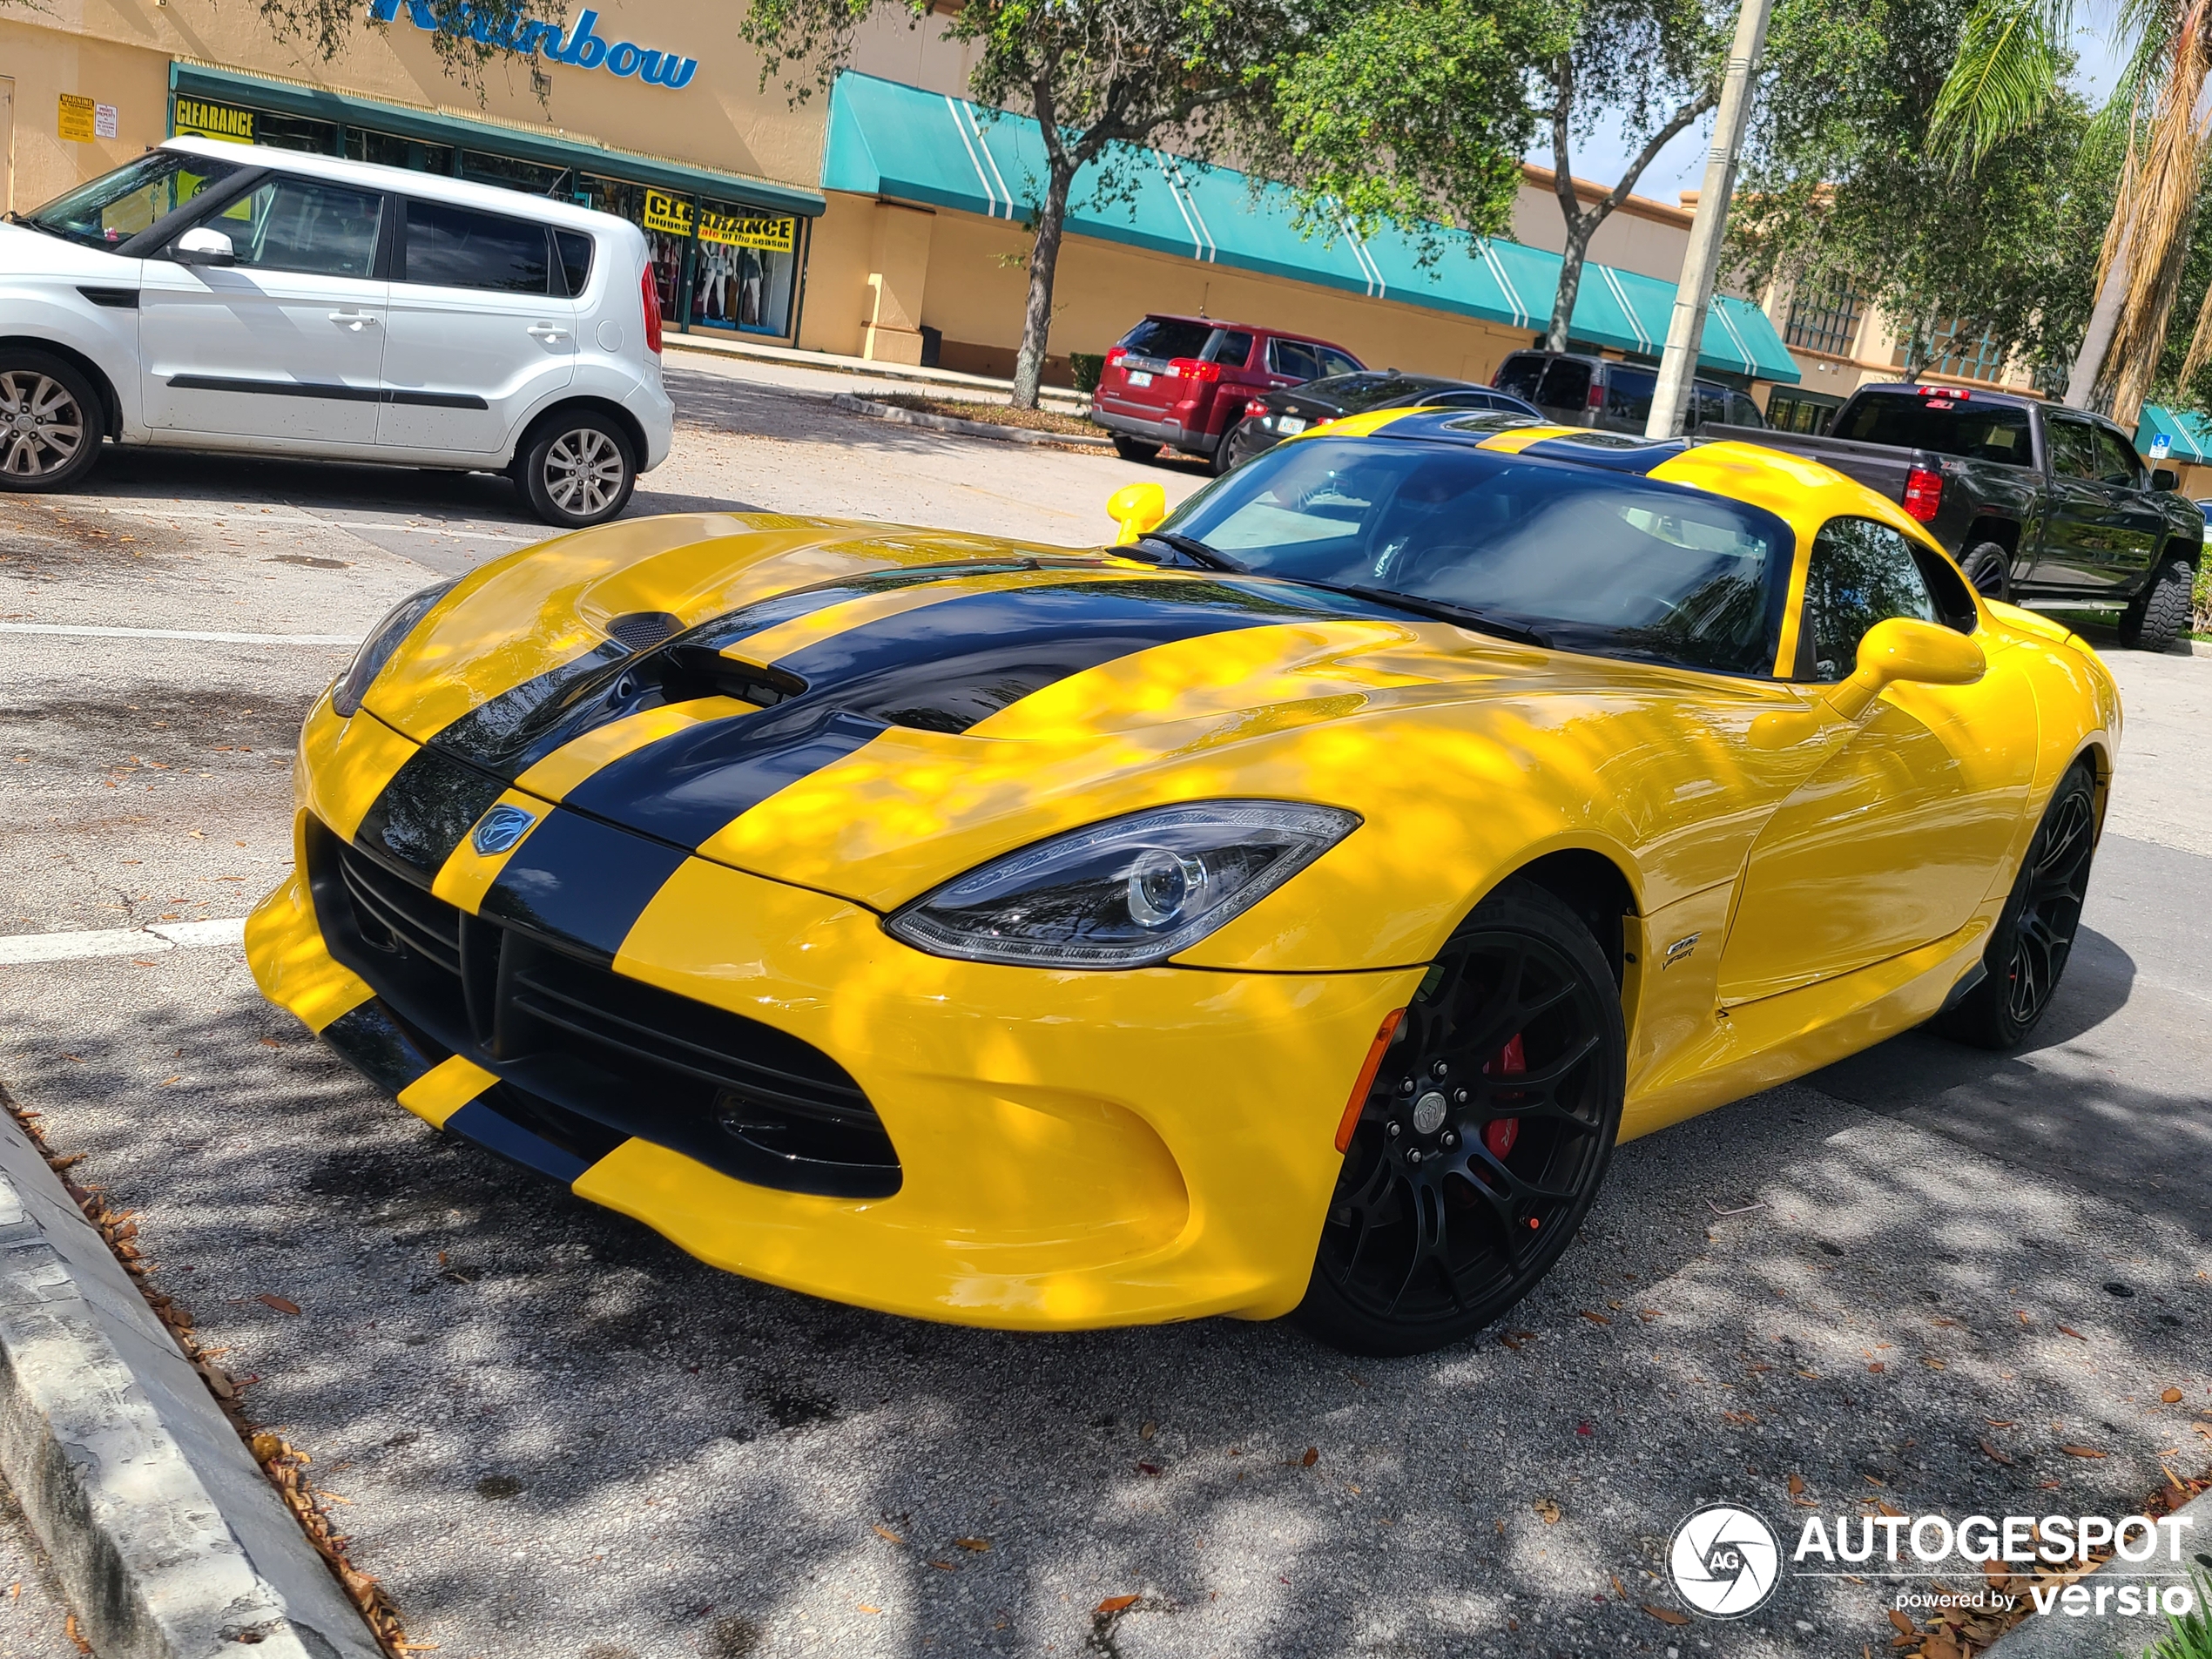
[1090,314,1364,474]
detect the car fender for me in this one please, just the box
[0,287,146,436]
[498,369,655,469]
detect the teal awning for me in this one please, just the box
[2135,404,2212,463]
[822,72,1798,384]
[169,62,826,218]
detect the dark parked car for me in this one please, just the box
[1492,349,1765,435]
[1700,381,2204,650]
[1220,372,1541,469]
[1091,314,1364,474]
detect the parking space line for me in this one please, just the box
[0,917,247,967]
[0,624,357,644]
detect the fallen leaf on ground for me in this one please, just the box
[1722,1411,1758,1426]
[1797,1369,1821,1379]
[1642,1605,1689,1625]
[872,1525,904,1545]
[1867,1362,1885,1373]
[1877,1502,1905,1518]
[1534,1499,1562,1523]
[1985,1418,2017,1428]
[1500,1333,1526,1351]
[1612,1575,1628,1600]
[1300,1447,1318,1467]
[1923,1358,1946,1370]
[927,1560,957,1571]
[1890,1609,1916,1636]
[1095,1595,1140,1616]
[1979,1440,2014,1466]
[1789,1474,1805,1495]
[1136,1461,1162,1476]
[857,1604,880,1615]
[2164,1388,2185,1404]
[259,1036,280,1048]
[1139,1421,1156,1440]
[1639,1310,1662,1320]
[954,1538,990,1552]
[1579,1310,1612,1325]
[256,1295,301,1316]
[2057,1325,2088,1341]
[2059,1445,2107,1459]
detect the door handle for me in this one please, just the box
[527,323,571,341]
[327,311,380,330]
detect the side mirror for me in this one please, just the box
[171,226,236,267]
[2153,466,2179,493]
[1827,616,1986,719]
[1106,482,1168,545]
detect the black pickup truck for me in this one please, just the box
[1701,381,2203,651]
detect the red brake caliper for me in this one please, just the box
[1481,1033,1524,1159]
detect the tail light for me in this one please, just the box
[639,266,663,355]
[1903,466,1943,522]
[1168,357,1222,383]
[1586,381,1604,410]
[1106,347,1127,369]
[1244,398,1268,419]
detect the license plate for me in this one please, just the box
[1126,371,1153,388]
[1278,415,1305,434]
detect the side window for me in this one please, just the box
[1318,348,1363,378]
[402,200,552,293]
[1209,330,1253,369]
[1798,516,1941,681]
[2045,417,2101,481]
[2094,428,2143,489]
[554,229,594,298]
[1269,339,1323,380]
[1603,366,1656,424]
[1730,393,1765,428]
[1536,358,1591,408]
[216,177,384,280]
[1494,354,1544,398]
[1689,383,1727,429]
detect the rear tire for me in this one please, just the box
[1110,435,1161,463]
[0,350,102,492]
[516,410,637,529]
[2117,555,2192,651]
[1959,542,2011,604]
[1935,763,2098,1050]
[1296,879,1625,1356]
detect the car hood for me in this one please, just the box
[354,512,1783,924]
[0,220,138,280]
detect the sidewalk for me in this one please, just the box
[662,328,1093,411]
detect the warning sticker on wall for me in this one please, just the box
[57,94,95,143]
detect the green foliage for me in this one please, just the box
[1928,0,2070,168]
[1731,0,2101,380]
[1069,352,1106,394]
[2141,1567,2212,1658]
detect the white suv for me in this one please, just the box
[0,138,674,528]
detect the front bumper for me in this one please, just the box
[249,709,1418,1330]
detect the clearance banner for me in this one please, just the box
[643,188,794,253]
[173,98,254,142]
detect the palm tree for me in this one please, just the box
[1932,0,2211,422]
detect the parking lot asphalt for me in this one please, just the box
[0,368,2206,1659]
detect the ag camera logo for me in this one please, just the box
[1669,1504,1782,1618]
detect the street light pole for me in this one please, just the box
[1644,0,1777,439]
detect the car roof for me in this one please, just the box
[158,136,639,239]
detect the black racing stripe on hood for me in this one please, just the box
[426,562,1052,781]
[476,808,691,965]
[353,743,510,881]
[557,578,1336,849]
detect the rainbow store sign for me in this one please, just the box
[367,0,699,89]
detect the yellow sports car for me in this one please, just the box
[248,411,2120,1354]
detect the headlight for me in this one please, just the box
[885,801,1360,968]
[330,582,455,717]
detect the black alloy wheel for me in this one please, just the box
[1937,763,2098,1049]
[1959,542,2011,604]
[1298,880,1625,1356]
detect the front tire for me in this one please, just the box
[2117,554,2193,651]
[1297,880,1625,1357]
[1110,435,1161,463]
[1935,763,2098,1049]
[516,411,636,529]
[0,351,101,492]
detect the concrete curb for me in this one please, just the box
[829,392,1112,449]
[664,332,1091,410]
[1981,1483,2212,1656]
[0,1109,382,1659]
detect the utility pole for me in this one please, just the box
[1644,0,1777,439]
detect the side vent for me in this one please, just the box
[604,610,686,652]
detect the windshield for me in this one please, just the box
[1157,437,1794,677]
[1837,393,2033,465]
[25,151,246,251]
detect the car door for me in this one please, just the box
[2032,414,2141,596]
[1716,516,2034,1004]
[2084,422,2170,590]
[138,172,389,445]
[377,197,575,456]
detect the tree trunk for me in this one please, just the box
[2066,226,2133,410]
[1011,164,1075,410]
[1548,219,1595,353]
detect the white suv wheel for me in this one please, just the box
[517,411,637,528]
[0,370,87,479]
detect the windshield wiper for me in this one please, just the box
[1270,578,1551,648]
[1132,530,1246,572]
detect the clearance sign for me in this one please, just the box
[643,189,794,253]
[173,98,254,142]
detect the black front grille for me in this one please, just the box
[307,819,900,1197]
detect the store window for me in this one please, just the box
[1784,281,1865,358]
[462,150,570,196]
[691,199,797,335]
[578,175,686,320]
[347,128,456,176]
[1892,318,2007,383]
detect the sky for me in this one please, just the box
[1547,13,2136,204]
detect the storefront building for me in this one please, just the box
[2,0,826,343]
